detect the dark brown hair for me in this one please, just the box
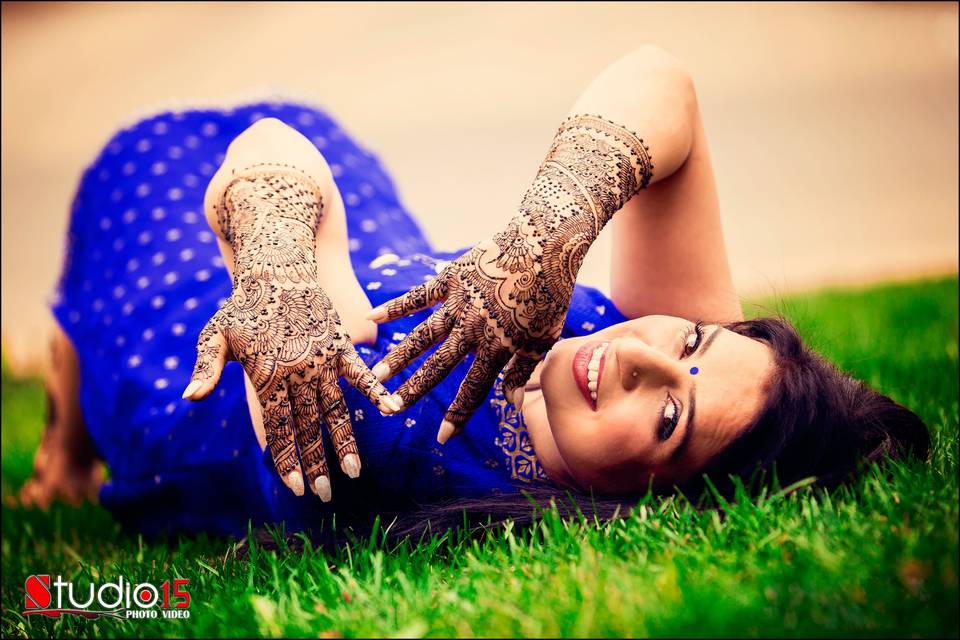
[693,317,929,495]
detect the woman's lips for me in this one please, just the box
[572,341,609,411]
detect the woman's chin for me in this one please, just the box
[539,339,576,397]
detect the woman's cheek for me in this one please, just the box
[540,344,578,406]
[586,409,648,472]
[553,410,632,473]
[553,415,644,493]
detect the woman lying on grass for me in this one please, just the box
[21,46,930,539]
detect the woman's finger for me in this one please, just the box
[183,314,231,400]
[289,377,331,502]
[438,348,512,444]
[394,329,471,409]
[370,304,458,382]
[339,344,404,414]
[317,370,361,479]
[260,378,305,496]
[365,273,449,323]
[500,346,548,410]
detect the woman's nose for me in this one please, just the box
[615,337,684,391]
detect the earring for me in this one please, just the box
[631,371,638,378]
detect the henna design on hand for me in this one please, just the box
[369,116,653,441]
[184,165,401,501]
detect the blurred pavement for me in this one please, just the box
[2,1,958,374]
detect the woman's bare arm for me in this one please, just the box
[580,47,741,323]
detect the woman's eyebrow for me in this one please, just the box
[671,384,696,462]
[670,328,720,461]
[699,326,722,358]
[669,328,719,461]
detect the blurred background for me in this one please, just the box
[2,1,957,375]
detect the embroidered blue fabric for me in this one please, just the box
[51,102,627,537]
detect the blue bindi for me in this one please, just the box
[689,367,699,375]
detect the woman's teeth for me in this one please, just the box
[587,342,609,401]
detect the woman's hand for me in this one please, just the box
[368,115,654,443]
[366,220,569,443]
[184,166,401,502]
[184,276,400,501]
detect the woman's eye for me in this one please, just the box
[681,321,704,358]
[660,396,679,440]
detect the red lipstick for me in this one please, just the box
[572,341,608,411]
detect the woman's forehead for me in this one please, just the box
[681,328,775,465]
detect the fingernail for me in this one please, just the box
[379,395,398,414]
[181,380,203,399]
[365,306,388,322]
[382,393,404,414]
[314,475,331,502]
[372,362,390,381]
[513,386,525,411]
[286,470,304,496]
[342,453,361,479]
[437,420,456,445]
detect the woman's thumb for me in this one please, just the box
[501,349,545,411]
[183,318,229,401]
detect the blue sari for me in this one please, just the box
[52,102,627,537]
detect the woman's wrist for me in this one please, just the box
[551,114,653,215]
[518,114,654,239]
[216,166,326,288]
[499,115,654,293]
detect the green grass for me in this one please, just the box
[1,276,957,638]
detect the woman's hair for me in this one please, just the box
[689,316,930,495]
[284,317,931,549]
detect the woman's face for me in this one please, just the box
[535,315,775,493]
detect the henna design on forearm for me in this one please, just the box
[216,165,322,284]
[187,164,399,501]
[372,115,652,439]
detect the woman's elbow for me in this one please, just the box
[628,45,698,131]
